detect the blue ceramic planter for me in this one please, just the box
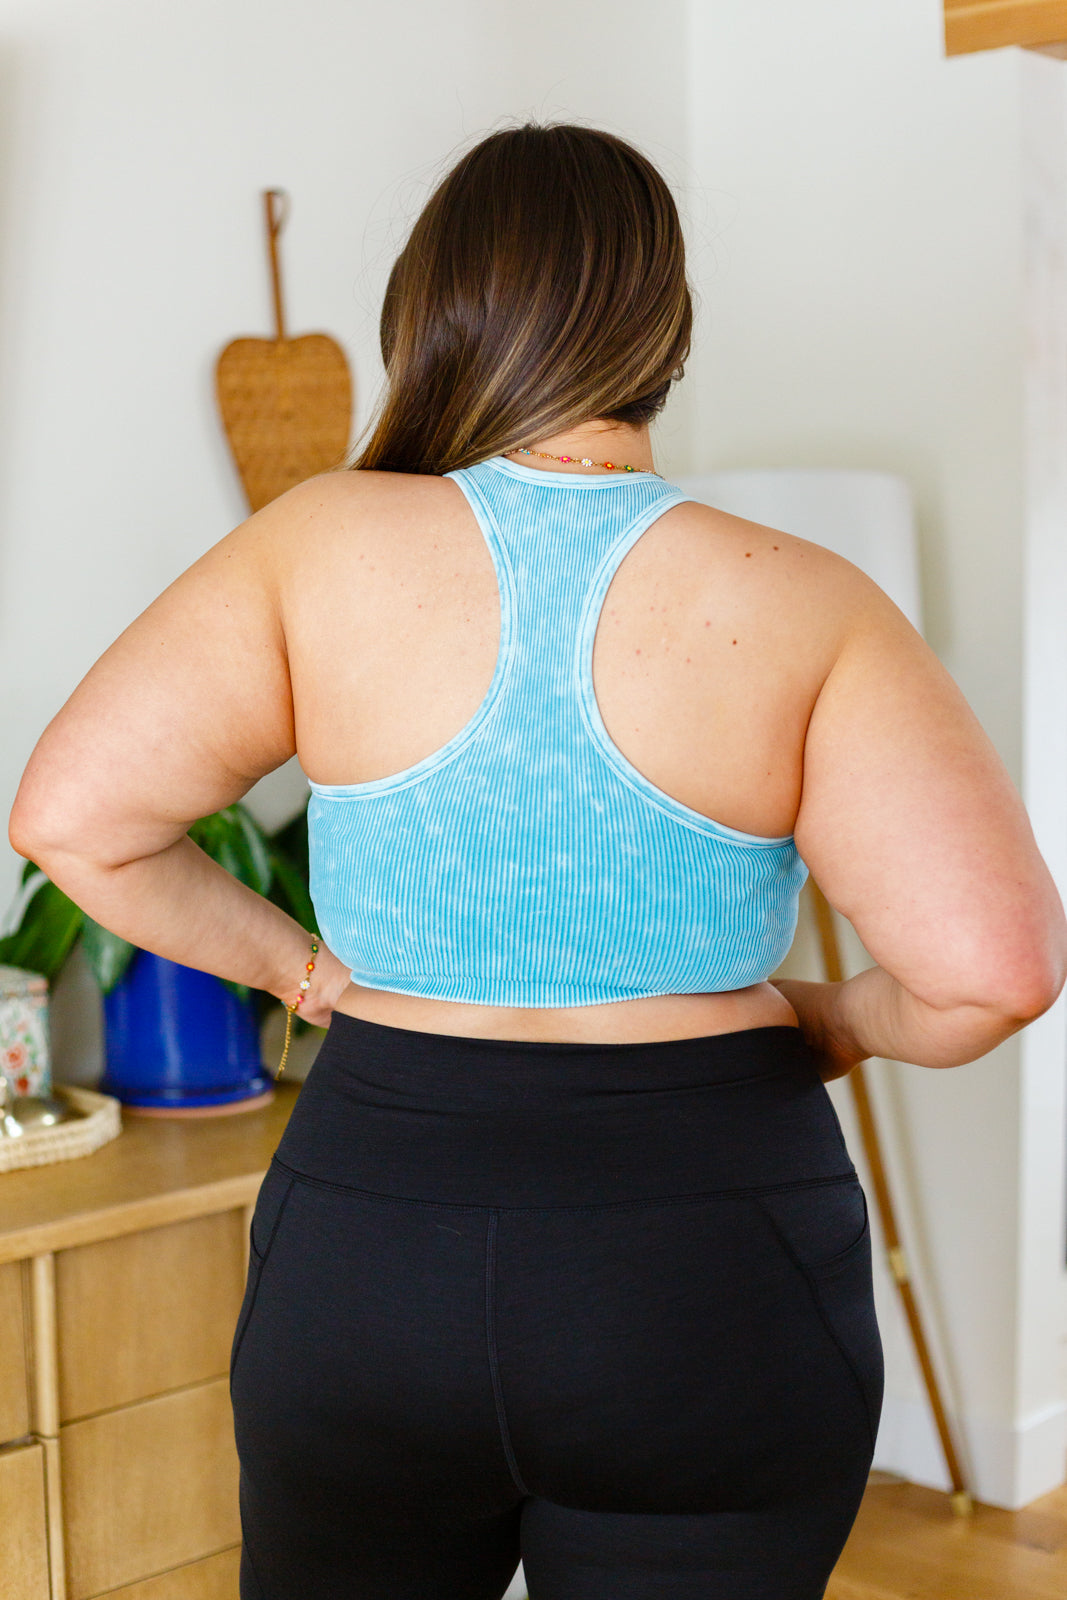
[101,949,270,1110]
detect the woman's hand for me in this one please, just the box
[769,978,868,1083]
[288,944,354,1030]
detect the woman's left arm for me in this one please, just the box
[7,474,354,1026]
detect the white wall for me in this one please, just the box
[685,2,1065,1508]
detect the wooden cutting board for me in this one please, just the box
[215,190,353,513]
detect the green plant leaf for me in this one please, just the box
[189,804,274,897]
[0,876,82,984]
[266,848,318,933]
[80,918,138,995]
[270,805,310,879]
[213,835,247,885]
[220,975,253,1005]
[188,810,225,858]
[231,806,274,896]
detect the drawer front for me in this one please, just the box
[0,1259,30,1442]
[61,1378,240,1599]
[86,1544,241,1599]
[56,1210,246,1420]
[0,1439,51,1599]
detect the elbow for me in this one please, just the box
[1021,899,1067,1017]
[977,924,1067,1032]
[8,802,45,865]
[8,796,80,872]
[10,785,188,882]
[1003,954,1067,1026]
[917,916,1067,1067]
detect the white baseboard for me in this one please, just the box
[874,1392,1067,1509]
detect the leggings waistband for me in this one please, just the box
[272,1014,856,1207]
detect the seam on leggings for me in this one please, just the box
[753,1195,878,1455]
[485,1210,530,1497]
[243,1541,268,1600]
[271,1156,858,1214]
[231,1177,295,1385]
[250,1173,296,1264]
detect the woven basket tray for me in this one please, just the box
[0,1085,122,1173]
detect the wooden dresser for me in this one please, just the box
[0,1083,299,1600]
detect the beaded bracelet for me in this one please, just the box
[276,936,319,1080]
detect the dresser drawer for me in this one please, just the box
[56,1210,246,1420]
[61,1377,240,1599]
[87,1544,242,1599]
[0,1259,30,1443]
[0,1439,51,1598]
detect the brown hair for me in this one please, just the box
[350,122,692,476]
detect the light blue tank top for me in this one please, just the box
[307,456,809,1004]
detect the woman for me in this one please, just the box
[9,123,1066,1600]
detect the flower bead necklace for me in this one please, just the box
[507,447,662,478]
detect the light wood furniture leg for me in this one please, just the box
[29,1252,67,1597]
[40,1435,66,1600]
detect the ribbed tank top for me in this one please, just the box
[306,456,809,1005]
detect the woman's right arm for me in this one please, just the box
[774,560,1067,1078]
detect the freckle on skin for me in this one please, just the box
[745,552,752,559]
[732,639,737,645]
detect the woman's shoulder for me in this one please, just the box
[248,467,465,563]
[665,496,898,669]
[264,466,453,513]
[671,495,882,593]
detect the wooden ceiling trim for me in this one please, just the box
[945,0,1067,54]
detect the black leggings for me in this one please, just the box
[230,1014,883,1600]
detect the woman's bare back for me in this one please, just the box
[283,468,840,1042]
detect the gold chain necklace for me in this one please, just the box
[507,446,662,478]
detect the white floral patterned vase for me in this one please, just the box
[0,964,51,1097]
